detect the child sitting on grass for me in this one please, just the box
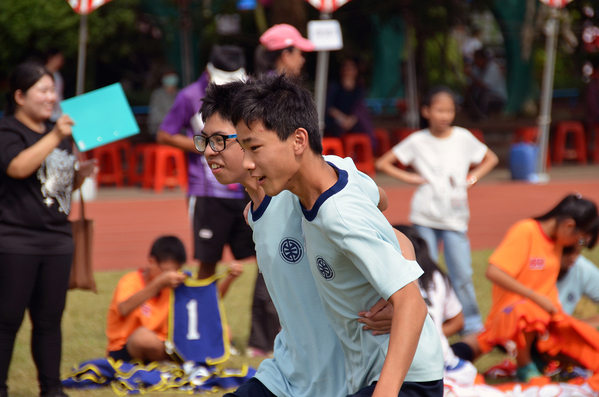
[395,225,478,387]
[105,235,241,363]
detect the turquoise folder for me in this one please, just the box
[60,83,139,152]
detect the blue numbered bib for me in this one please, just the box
[167,272,230,365]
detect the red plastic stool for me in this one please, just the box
[342,133,376,176]
[552,121,587,165]
[393,128,417,145]
[322,137,345,157]
[142,145,188,193]
[469,128,485,143]
[589,124,599,163]
[373,128,391,157]
[513,126,539,143]
[128,143,156,186]
[91,140,131,187]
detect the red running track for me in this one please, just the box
[74,179,599,271]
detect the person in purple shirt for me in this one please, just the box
[156,45,254,280]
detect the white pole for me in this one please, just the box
[314,12,332,136]
[76,14,88,96]
[536,8,559,182]
[405,23,419,130]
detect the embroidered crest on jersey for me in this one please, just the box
[529,257,545,270]
[316,256,335,280]
[37,148,75,214]
[279,238,303,264]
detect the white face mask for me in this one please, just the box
[162,74,179,87]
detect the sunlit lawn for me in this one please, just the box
[6,248,599,396]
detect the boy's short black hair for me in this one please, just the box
[200,80,246,123]
[149,235,187,265]
[231,74,322,154]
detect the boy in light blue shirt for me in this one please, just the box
[196,81,397,397]
[557,245,599,327]
[233,74,444,396]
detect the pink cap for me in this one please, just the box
[259,24,315,52]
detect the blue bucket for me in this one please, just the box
[509,143,538,181]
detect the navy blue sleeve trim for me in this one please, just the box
[301,162,348,222]
[251,195,272,221]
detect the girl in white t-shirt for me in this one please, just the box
[395,225,478,387]
[376,87,498,335]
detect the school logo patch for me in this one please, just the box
[279,238,303,264]
[528,257,545,270]
[316,256,335,280]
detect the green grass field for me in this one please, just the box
[6,248,599,396]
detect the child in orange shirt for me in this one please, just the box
[456,195,599,386]
[105,236,243,363]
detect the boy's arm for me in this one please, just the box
[377,187,388,212]
[118,271,186,317]
[373,281,428,397]
[357,228,415,334]
[467,148,498,187]
[218,261,244,297]
[375,151,426,185]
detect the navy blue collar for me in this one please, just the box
[251,195,272,222]
[301,162,348,222]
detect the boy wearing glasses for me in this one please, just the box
[195,80,401,397]
[157,45,254,280]
[232,74,444,397]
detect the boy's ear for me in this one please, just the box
[148,255,158,266]
[292,128,309,155]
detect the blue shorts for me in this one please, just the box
[223,378,276,397]
[348,380,443,397]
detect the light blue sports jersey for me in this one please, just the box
[557,256,599,315]
[300,162,444,394]
[249,156,379,397]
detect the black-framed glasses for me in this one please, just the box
[193,133,237,153]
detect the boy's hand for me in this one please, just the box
[228,261,244,279]
[157,271,187,289]
[357,298,393,335]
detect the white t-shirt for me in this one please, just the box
[250,155,379,397]
[420,271,462,366]
[392,127,488,232]
[301,163,444,393]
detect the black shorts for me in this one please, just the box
[223,378,276,397]
[108,346,133,362]
[348,379,443,397]
[191,196,255,263]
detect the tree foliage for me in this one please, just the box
[0,0,140,81]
